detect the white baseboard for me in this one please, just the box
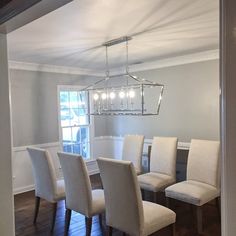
[88,169,100,175]
[13,170,100,195]
[14,185,35,195]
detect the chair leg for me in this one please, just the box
[85,217,92,236]
[33,196,40,224]
[196,206,203,234]
[141,189,145,200]
[171,223,176,236]
[190,204,195,216]
[216,197,221,221]
[64,209,71,236]
[166,196,170,208]
[100,176,104,189]
[99,214,104,234]
[106,226,113,236]
[153,192,158,203]
[51,202,57,232]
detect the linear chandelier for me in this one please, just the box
[81,36,164,116]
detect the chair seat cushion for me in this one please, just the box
[54,179,66,201]
[165,180,220,206]
[91,189,105,215]
[138,172,175,192]
[143,201,176,236]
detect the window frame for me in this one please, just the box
[57,85,94,160]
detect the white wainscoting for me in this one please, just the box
[12,142,61,194]
[12,136,190,195]
[12,142,98,195]
[93,136,190,158]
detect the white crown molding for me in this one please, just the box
[9,49,219,76]
[115,49,219,75]
[8,60,104,77]
[107,49,219,76]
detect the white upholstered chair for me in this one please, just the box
[165,139,220,233]
[27,147,65,232]
[57,152,105,236]
[122,135,144,175]
[138,137,178,202]
[97,157,176,236]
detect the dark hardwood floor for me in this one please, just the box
[15,174,221,236]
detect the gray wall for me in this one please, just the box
[105,60,220,142]
[10,70,107,147]
[10,59,219,147]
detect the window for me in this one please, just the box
[58,87,90,159]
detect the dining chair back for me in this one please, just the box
[58,152,93,216]
[122,135,144,174]
[165,139,220,234]
[187,139,220,188]
[27,147,65,231]
[150,137,178,179]
[58,152,105,236]
[138,137,178,202]
[27,147,58,202]
[97,158,144,235]
[98,157,176,236]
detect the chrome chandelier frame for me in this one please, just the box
[81,36,164,116]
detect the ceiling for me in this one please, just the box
[7,0,219,73]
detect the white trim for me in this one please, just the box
[57,85,62,152]
[128,49,219,73]
[177,142,191,150]
[13,170,99,196]
[88,169,99,175]
[85,159,97,165]
[86,160,99,175]
[12,137,190,152]
[14,185,35,195]
[8,49,219,76]
[13,166,99,195]
[13,142,60,152]
[93,136,190,150]
[12,137,189,195]
[9,60,103,76]
[93,136,120,141]
[57,85,93,159]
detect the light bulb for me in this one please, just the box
[129,90,135,98]
[110,92,116,100]
[119,91,125,99]
[93,93,99,101]
[101,93,107,100]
